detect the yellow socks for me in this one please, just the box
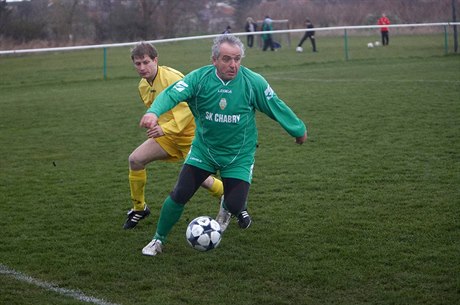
[129,169,147,211]
[207,177,224,199]
[130,170,222,211]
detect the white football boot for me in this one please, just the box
[142,239,163,256]
[215,196,231,232]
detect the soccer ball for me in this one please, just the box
[367,42,374,48]
[296,46,303,53]
[374,41,380,47]
[186,216,222,252]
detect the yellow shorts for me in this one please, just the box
[156,135,193,163]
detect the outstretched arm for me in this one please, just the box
[253,82,307,142]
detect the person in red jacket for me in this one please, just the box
[377,13,390,46]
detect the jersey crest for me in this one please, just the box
[219,98,227,110]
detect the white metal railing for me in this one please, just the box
[1,22,458,55]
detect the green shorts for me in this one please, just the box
[185,145,255,183]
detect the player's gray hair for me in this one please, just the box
[211,34,245,60]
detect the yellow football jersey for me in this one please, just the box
[138,66,195,139]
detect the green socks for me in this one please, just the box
[154,196,185,243]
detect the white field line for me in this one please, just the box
[0,264,122,305]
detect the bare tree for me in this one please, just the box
[47,0,79,44]
[136,0,161,39]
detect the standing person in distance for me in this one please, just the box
[262,16,275,51]
[245,17,257,48]
[140,34,308,256]
[297,18,317,52]
[377,13,390,46]
[124,42,225,229]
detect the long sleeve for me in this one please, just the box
[251,76,306,138]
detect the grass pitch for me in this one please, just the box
[0,34,459,305]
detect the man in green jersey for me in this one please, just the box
[140,34,307,256]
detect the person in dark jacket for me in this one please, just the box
[297,18,317,52]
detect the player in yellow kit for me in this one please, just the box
[124,42,225,229]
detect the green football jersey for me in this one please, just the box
[147,65,306,168]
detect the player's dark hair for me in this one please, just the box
[131,42,158,61]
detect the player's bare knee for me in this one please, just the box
[128,152,144,170]
[200,176,214,189]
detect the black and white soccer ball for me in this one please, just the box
[186,216,222,252]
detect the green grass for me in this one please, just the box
[0,34,459,305]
